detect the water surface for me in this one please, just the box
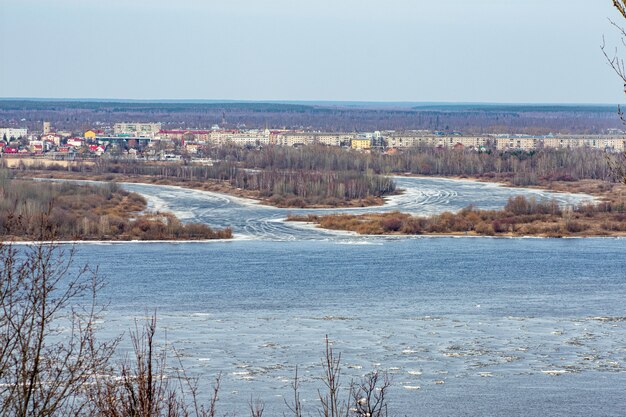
[70,178,624,416]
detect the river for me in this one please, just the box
[67,178,626,416]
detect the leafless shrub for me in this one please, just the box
[89,316,223,417]
[603,1,626,184]
[248,397,265,417]
[0,240,117,417]
[350,371,391,417]
[318,336,351,417]
[284,366,304,417]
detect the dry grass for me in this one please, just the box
[288,195,626,237]
[0,175,232,241]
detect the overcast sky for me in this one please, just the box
[0,0,624,103]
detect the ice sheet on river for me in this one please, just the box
[122,176,592,241]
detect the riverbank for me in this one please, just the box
[11,170,388,208]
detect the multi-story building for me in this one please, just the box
[274,132,355,147]
[385,132,490,149]
[0,128,28,140]
[230,130,270,146]
[157,130,211,142]
[208,129,270,146]
[492,134,626,152]
[114,122,162,137]
[547,135,625,152]
[41,133,63,146]
[351,138,371,150]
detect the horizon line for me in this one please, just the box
[0,97,620,107]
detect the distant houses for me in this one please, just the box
[1,119,625,161]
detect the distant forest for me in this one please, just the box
[203,145,619,186]
[0,100,621,134]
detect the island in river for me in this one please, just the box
[286,196,626,237]
[5,158,625,239]
[0,172,232,241]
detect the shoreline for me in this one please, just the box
[7,171,625,242]
[2,238,237,245]
[4,234,626,245]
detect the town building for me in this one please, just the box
[41,133,63,146]
[67,138,85,148]
[114,122,162,137]
[84,129,105,140]
[157,130,211,142]
[351,138,372,150]
[384,132,490,149]
[0,128,28,140]
[273,132,355,147]
[208,129,270,146]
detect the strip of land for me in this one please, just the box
[287,192,626,238]
[10,169,389,208]
[0,174,232,241]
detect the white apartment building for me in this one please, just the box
[385,133,490,149]
[0,128,28,140]
[114,123,162,137]
[209,129,270,146]
[273,132,356,147]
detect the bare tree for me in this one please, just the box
[89,315,223,417]
[350,372,391,417]
[91,316,180,417]
[0,241,117,417]
[284,366,303,417]
[248,397,265,417]
[603,1,626,184]
[318,336,350,417]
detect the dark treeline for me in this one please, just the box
[242,170,395,207]
[204,145,617,186]
[60,158,397,207]
[378,147,616,185]
[0,100,621,134]
[0,172,232,240]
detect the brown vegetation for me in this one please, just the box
[288,195,626,237]
[0,172,232,241]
